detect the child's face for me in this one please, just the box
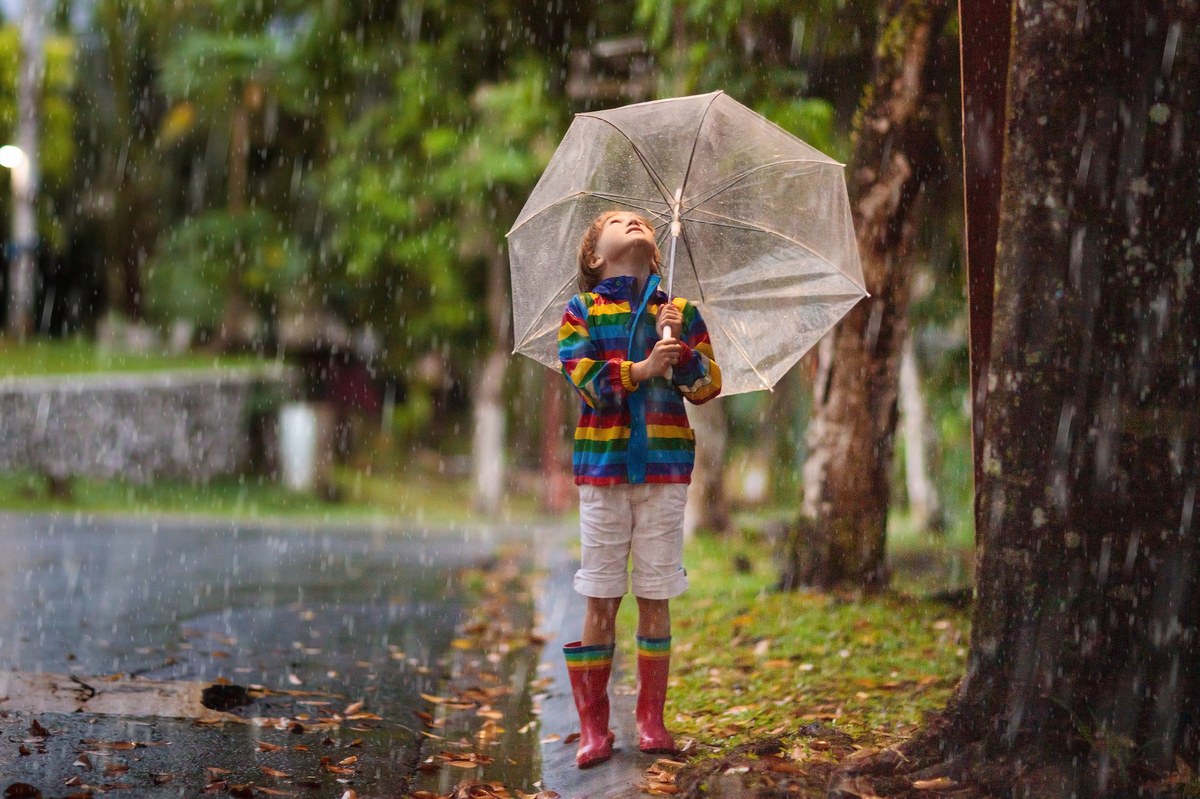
[592,212,657,268]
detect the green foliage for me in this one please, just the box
[158,30,312,115]
[144,210,308,327]
[318,40,562,365]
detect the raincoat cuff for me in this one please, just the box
[620,360,639,392]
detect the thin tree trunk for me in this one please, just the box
[834,2,1200,794]
[95,1,147,321]
[793,0,951,592]
[683,399,730,538]
[473,246,510,514]
[539,371,573,514]
[899,334,943,533]
[6,0,44,339]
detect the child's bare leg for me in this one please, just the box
[582,596,623,645]
[635,597,670,638]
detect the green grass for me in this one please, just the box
[613,527,973,753]
[0,336,263,377]
[0,466,544,527]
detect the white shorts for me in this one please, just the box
[574,482,689,600]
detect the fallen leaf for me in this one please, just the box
[912,777,957,790]
[261,767,291,778]
[256,741,284,752]
[540,734,561,744]
[3,784,41,799]
[344,700,365,715]
[28,720,50,739]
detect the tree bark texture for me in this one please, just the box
[833,2,1200,795]
[797,0,952,591]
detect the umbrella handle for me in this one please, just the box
[662,325,673,382]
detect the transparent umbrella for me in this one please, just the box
[506,90,867,395]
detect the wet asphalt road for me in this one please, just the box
[0,511,529,796]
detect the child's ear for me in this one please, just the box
[589,255,604,268]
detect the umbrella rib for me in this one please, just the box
[678,92,721,202]
[512,269,578,355]
[676,222,706,304]
[507,190,664,237]
[681,211,866,294]
[578,115,673,205]
[708,313,774,393]
[587,192,672,224]
[682,159,842,213]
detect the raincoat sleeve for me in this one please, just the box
[557,294,634,410]
[669,298,722,405]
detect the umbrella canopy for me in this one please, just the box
[506,90,867,395]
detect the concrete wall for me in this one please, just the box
[0,365,300,483]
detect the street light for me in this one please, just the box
[0,145,31,214]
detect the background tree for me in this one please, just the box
[834,1,1200,794]
[634,0,872,535]
[787,0,955,591]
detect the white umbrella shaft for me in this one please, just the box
[662,190,682,381]
[662,232,678,381]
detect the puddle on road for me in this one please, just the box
[0,671,241,722]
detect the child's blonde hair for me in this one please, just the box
[576,211,662,294]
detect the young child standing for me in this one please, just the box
[557,210,721,768]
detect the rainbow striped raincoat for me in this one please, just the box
[557,273,721,486]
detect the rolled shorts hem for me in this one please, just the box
[572,571,629,598]
[631,568,688,600]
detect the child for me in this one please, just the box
[557,209,721,768]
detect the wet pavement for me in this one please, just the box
[0,511,548,797]
[0,511,664,799]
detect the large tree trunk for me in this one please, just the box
[792,0,951,592]
[832,2,1200,795]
